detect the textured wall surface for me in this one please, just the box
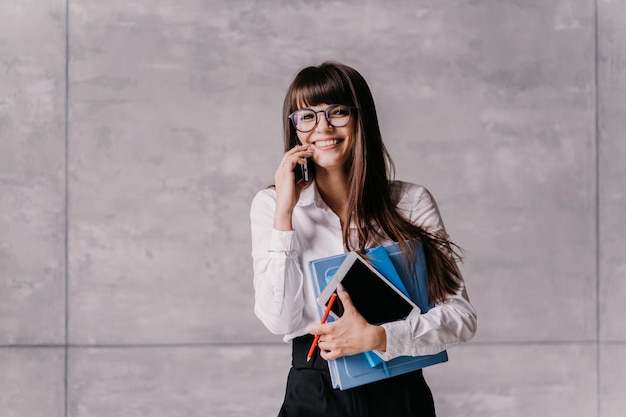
[0,0,624,416]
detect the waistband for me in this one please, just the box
[291,335,425,379]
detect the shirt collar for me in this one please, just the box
[296,179,326,209]
[296,180,358,230]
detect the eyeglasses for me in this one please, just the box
[288,104,357,133]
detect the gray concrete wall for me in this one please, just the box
[0,0,623,416]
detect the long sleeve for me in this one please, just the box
[250,189,306,335]
[379,183,478,361]
[379,284,476,360]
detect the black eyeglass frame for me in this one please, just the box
[288,104,358,133]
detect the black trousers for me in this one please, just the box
[278,335,436,417]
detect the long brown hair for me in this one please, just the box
[282,62,462,303]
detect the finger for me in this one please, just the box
[319,348,339,361]
[280,152,309,171]
[285,144,309,157]
[289,146,313,161]
[308,323,330,336]
[317,340,334,353]
[308,324,320,335]
[277,160,298,179]
[335,284,355,312]
[280,154,296,168]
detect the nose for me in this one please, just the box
[315,110,333,132]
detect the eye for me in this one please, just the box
[300,112,315,121]
[329,106,349,117]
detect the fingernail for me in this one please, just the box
[337,283,345,291]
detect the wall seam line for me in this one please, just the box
[64,0,70,416]
[3,339,625,350]
[594,1,601,417]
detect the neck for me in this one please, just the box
[315,167,350,223]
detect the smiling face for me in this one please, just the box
[295,103,356,173]
[282,63,375,180]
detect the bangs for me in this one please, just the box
[289,66,354,111]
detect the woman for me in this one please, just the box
[250,62,477,417]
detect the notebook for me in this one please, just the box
[308,241,448,390]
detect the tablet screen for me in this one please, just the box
[325,257,414,325]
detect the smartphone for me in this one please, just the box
[294,158,309,183]
[294,140,310,183]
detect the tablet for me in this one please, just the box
[317,251,417,325]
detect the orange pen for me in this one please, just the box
[307,292,338,362]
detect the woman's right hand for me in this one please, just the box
[273,144,313,231]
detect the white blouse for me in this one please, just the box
[250,180,477,361]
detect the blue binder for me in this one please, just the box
[308,241,448,390]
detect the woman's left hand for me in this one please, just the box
[309,285,387,360]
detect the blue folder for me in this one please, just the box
[308,241,448,390]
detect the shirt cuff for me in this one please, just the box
[379,320,412,361]
[269,229,296,253]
